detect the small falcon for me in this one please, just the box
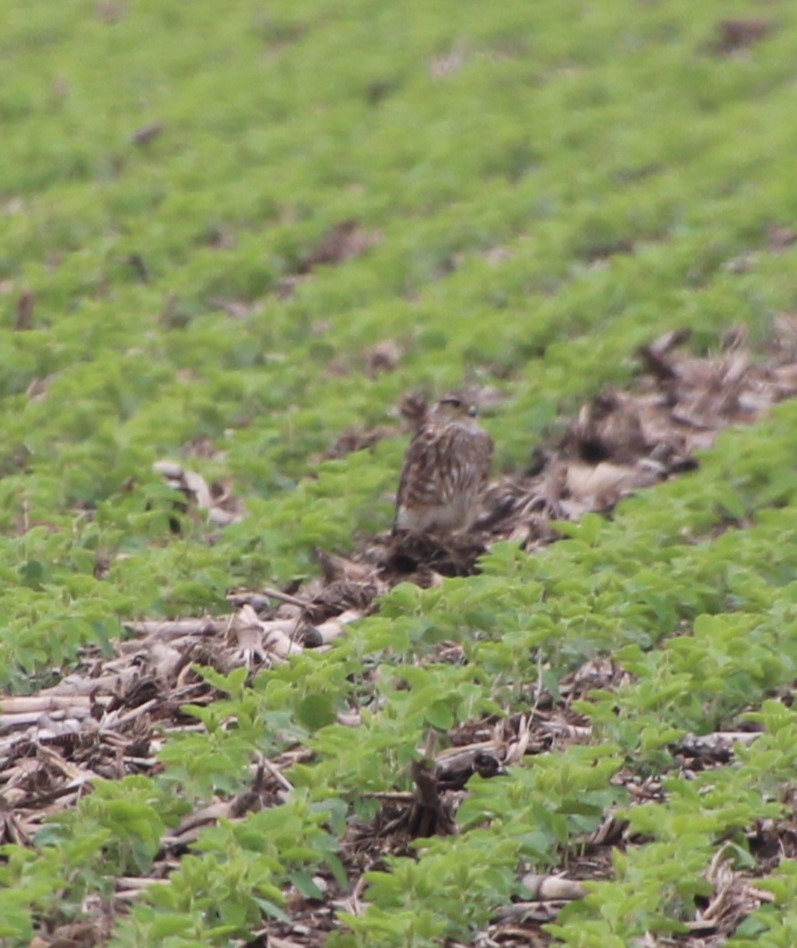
[393,394,494,535]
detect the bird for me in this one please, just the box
[393,393,494,535]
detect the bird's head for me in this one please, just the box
[432,393,479,423]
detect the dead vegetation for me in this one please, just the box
[711,18,775,55]
[297,220,380,276]
[7,325,797,944]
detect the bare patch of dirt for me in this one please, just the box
[710,18,774,55]
[130,122,165,146]
[296,220,379,275]
[321,423,400,461]
[768,225,796,253]
[15,288,35,330]
[363,338,404,377]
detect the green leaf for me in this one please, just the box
[296,694,337,730]
[424,701,454,730]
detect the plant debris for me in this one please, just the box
[711,18,774,55]
[6,327,797,944]
[130,121,165,146]
[296,220,379,275]
[153,459,245,526]
[14,288,35,331]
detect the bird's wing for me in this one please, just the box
[395,425,451,513]
[476,429,495,485]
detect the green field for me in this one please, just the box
[2,0,797,944]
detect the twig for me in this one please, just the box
[261,587,309,610]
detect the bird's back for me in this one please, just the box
[394,418,493,534]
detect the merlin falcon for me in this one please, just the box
[393,394,494,535]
